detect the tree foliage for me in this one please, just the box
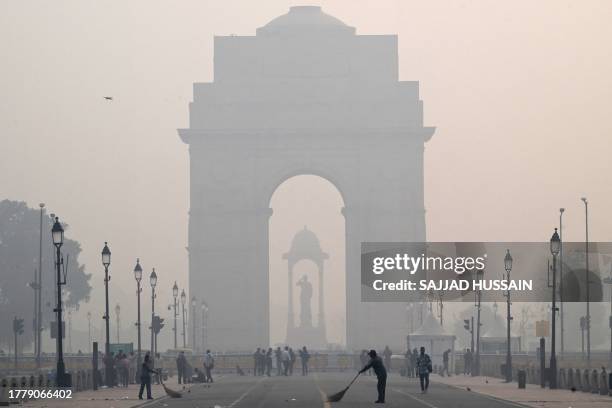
[0,200,91,350]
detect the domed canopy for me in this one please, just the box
[257,6,355,35]
[411,312,451,337]
[283,226,329,264]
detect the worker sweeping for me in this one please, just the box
[359,349,387,404]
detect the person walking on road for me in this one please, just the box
[359,349,387,403]
[176,351,187,384]
[463,348,473,375]
[383,346,392,373]
[138,353,158,400]
[411,348,419,377]
[360,350,371,375]
[203,349,214,383]
[404,349,413,377]
[275,347,282,376]
[442,349,451,377]
[282,346,290,376]
[266,348,273,377]
[416,347,432,393]
[253,348,260,376]
[288,347,296,375]
[299,346,310,376]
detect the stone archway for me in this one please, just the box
[179,6,435,351]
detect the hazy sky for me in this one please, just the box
[1,1,612,349]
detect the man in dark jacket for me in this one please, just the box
[359,349,387,403]
[463,348,473,375]
[139,353,158,400]
[411,348,419,377]
[299,346,310,376]
[383,346,392,373]
[176,351,186,384]
[275,347,282,376]
[253,348,260,376]
[442,349,451,377]
[416,347,432,393]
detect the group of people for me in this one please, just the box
[177,350,215,384]
[132,345,436,404]
[97,350,138,388]
[253,346,311,376]
[138,349,216,400]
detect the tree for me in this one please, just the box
[0,200,91,351]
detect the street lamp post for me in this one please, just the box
[181,290,186,348]
[172,282,178,349]
[473,269,483,376]
[504,249,513,382]
[87,311,92,354]
[191,297,197,352]
[559,208,565,356]
[580,316,586,357]
[603,269,612,367]
[51,217,67,386]
[581,197,591,366]
[201,302,208,352]
[101,242,112,387]
[149,269,157,358]
[36,202,44,369]
[115,304,121,343]
[133,259,143,379]
[549,228,561,389]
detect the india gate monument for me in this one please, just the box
[179,6,435,351]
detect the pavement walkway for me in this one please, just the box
[15,377,200,408]
[432,374,611,408]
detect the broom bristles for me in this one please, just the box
[327,372,360,402]
[327,387,348,402]
[162,383,183,398]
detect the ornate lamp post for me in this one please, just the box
[115,304,121,343]
[87,311,92,354]
[603,268,612,367]
[549,228,561,388]
[149,269,157,357]
[36,202,44,369]
[580,197,591,366]
[473,269,483,376]
[51,217,67,386]
[201,302,209,352]
[181,289,187,348]
[172,282,179,349]
[101,242,112,387]
[559,208,565,356]
[504,249,513,382]
[133,259,143,378]
[191,297,197,352]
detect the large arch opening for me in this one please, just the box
[269,174,346,348]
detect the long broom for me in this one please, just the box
[326,372,360,402]
[158,371,183,398]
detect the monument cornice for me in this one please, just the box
[178,126,435,144]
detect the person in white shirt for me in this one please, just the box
[203,350,214,383]
[281,346,291,376]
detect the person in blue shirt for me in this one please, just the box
[416,347,432,393]
[359,349,387,403]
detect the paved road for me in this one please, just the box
[139,373,528,408]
